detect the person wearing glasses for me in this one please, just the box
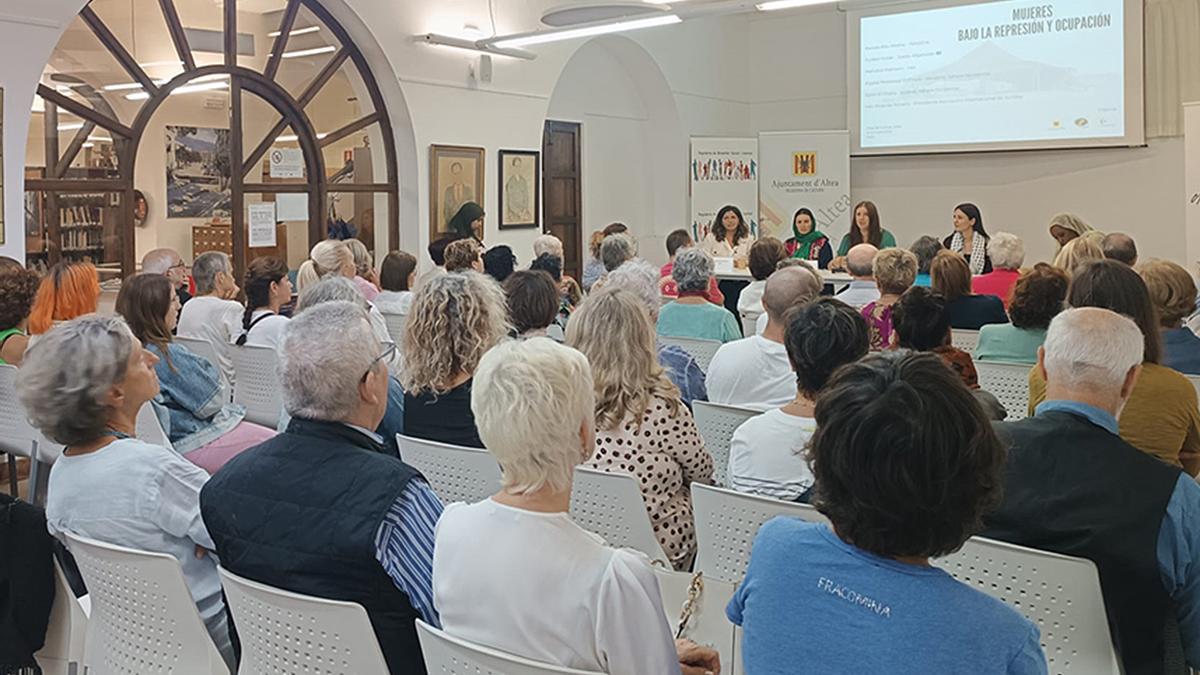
[200,300,443,675]
[142,247,192,307]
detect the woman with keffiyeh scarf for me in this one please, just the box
[784,207,834,269]
[942,203,992,275]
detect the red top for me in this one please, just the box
[659,262,725,305]
[971,269,1020,310]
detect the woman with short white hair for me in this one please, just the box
[433,338,721,675]
[297,239,355,294]
[973,232,1025,309]
[532,233,564,259]
[657,248,741,343]
[17,316,234,668]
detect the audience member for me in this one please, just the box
[425,235,457,276]
[401,272,508,447]
[344,238,380,301]
[238,256,292,349]
[1048,212,1094,249]
[18,316,234,667]
[142,247,192,305]
[0,258,38,365]
[973,232,1024,308]
[599,232,637,277]
[567,289,715,570]
[784,207,833,269]
[531,233,581,304]
[658,248,741,343]
[832,243,880,309]
[28,261,100,335]
[503,270,561,340]
[701,205,755,259]
[176,252,242,383]
[985,307,1200,675]
[1028,260,1200,474]
[861,248,918,350]
[296,239,356,294]
[729,350,1044,674]
[603,260,708,408]
[1052,234,1104,275]
[482,245,517,283]
[660,228,724,305]
[976,264,1068,364]
[200,301,441,674]
[728,298,868,500]
[583,223,628,291]
[736,237,788,319]
[444,238,484,273]
[894,287,979,389]
[1103,232,1139,266]
[708,267,823,410]
[530,253,577,328]
[0,492,56,672]
[375,250,418,317]
[830,201,896,271]
[1139,259,1200,375]
[931,249,1007,329]
[433,338,721,675]
[449,201,485,242]
[943,202,992,274]
[909,235,944,287]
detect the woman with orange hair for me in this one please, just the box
[28,262,101,335]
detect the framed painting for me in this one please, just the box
[498,149,539,230]
[430,144,485,240]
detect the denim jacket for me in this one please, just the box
[148,343,245,454]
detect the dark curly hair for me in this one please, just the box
[892,287,950,351]
[785,298,869,398]
[809,350,1005,558]
[1008,263,1068,330]
[748,237,788,281]
[0,259,40,331]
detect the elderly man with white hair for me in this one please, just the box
[832,243,880,309]
[433,337,721,675]
[983,307,1200,675]
[142,247,191,306]
[200,301,442,675]
[176,250,243,384]
[707,266,823,410]
[973,232,1025,308]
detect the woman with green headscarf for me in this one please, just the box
[448,201,485,243]
[784,208,833,269]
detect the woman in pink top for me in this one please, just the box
[972,232,1024,309]
[860,249,918,351]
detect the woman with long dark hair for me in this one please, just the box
[239,256,292,349]
[784,207,833,269]
[943,203,992,274]
[701,205,754,259]
[830,201,896,272]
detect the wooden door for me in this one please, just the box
[542,121,582,281]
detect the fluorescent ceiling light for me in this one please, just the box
[276,132,329,142]
[138,60,183,68]
[58,122,85,132]
[268,25,320,38]
[126,80,228,100]
[489,14,681,49]
[756,0,833,10]
[82,142,95,149]
[279,45,337,59]
[88,134,112,142]
[414,33,536,60]
[103,80,168,92]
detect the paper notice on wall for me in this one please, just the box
[248,203,277,248]
[269,148,304,179]
[758,131,851,243]
[276,193,308,221]
[689,137,759,242]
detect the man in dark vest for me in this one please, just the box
[983,307,1200,675]
[201,300,443,674]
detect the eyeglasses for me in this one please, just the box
[169,261,188,271]
[362,341,397,382]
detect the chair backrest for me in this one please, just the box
[63,532,229,675]
[939,537,1120,675]
[396,434,501,505]
[570,467,669,565]
[35,558,89,675]
[951,329,980,355]
[378,311,408,349]
[0,364,64,463]
[691,401,759,488]
[175,335,231,400]
[228,344,284,428]
[975,360,1031,421]
[655,567,738,669]
[416,621,602,675]
[691,482,827,583]
[659,336,722,373]
[1188,375,1200,401]
[135,401,173,451]
[218,566,389,675]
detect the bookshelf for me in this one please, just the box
[24,167,121,274]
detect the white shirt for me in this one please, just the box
[833,279,881,310]
[242,310,289,351]
[433,499,681,675]
[737,279,766,318]
[177,295,243,384]
[755,312,769,336]
[706,335,796,411]
[374,290,413,317]
[728,408,816,501]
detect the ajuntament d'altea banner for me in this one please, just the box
[758,131,852,243]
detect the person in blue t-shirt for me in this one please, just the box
[727,350,1047,675]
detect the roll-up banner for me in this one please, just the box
[758,131,852,242]
[689,137,759,241]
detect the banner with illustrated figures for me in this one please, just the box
[758,131,851,244]
[689,137,759,243]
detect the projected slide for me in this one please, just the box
[859,0,1125,149]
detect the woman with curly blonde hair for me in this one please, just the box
[566,288,715,570]
[1052,235,1104,277]
[401,271,509,447]
[28,261,101,335]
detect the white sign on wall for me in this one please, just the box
[248,202,277,248]
[758,131,851,244]
[689,137,759,242]
[269,148,304,179]
[1186,103,1200,270]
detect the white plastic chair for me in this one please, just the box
[416,620,602,675]
[655,567,738,669]
[691,482,827,583]
[35,558,89,675]
[692,401,759,488]
[570,467,670,565]
[951,329,980,355]
[975,361,1032,421]
[228,344,285,428]
[940,537,1120,675]
[63,532,230,675]
[0,364,62,505]
[659,336,723,373]
[135,401,173,451]
[176,335,232,401]
[217,566,389,675]
[739,312,760,339]
[396,434,501,505]
[378,311,407,349]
